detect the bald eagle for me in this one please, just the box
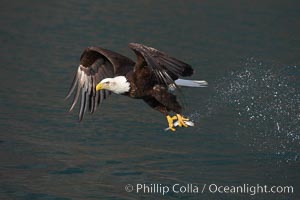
[66,43,207,131]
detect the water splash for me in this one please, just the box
[197,57,299,164]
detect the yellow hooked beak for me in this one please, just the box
[96,83,105,91]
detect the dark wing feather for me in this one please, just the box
[66,46,134,121]
[128,43,194,87]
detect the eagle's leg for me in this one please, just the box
[176,114,189,127]
[166,115,178,131]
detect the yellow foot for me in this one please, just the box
[166,115,177,131]
[176,114,189,127]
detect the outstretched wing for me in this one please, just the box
[128,43,194,87]
[66,46,134,121]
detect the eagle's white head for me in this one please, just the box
[96,76,130,94]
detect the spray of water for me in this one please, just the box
[190,57,299,163]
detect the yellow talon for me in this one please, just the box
[171,116,178,120]
[166,115,176,131]
[176,114,189,127]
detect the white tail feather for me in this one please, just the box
[174,79,208,87]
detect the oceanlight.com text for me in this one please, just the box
[124,183,294,196]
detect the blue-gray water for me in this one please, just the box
[1,1,299,199]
